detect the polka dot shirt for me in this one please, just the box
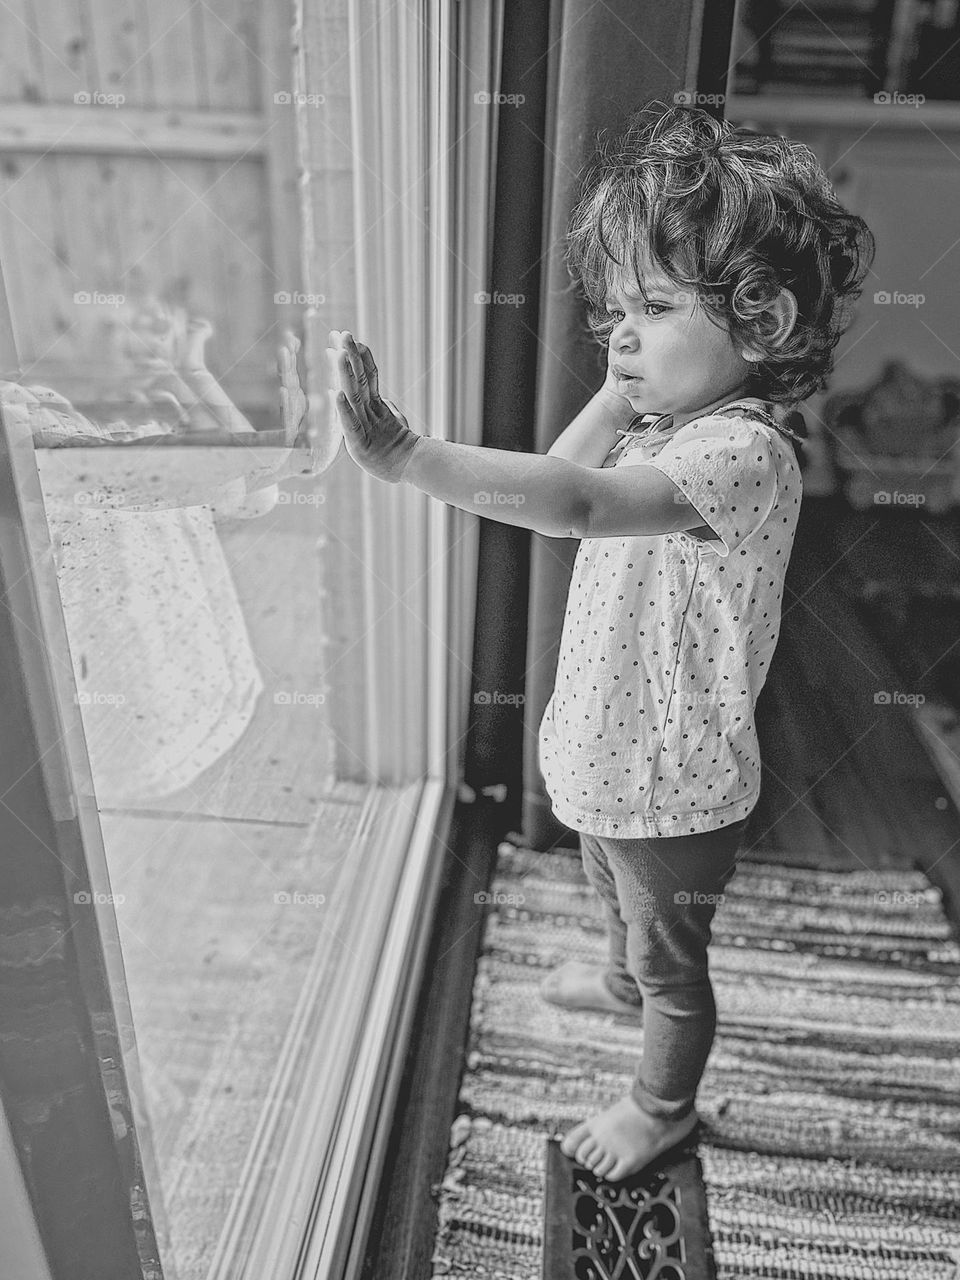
[538,398,802,838]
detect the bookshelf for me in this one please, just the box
[730,0,960,104]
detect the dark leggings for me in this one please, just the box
[578,816,749,1121]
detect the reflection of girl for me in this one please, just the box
[2,305,323,806]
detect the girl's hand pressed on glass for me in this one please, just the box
[328,330,420,483]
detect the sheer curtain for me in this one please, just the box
[293,0,494,792]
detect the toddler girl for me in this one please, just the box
[328,100,874,1183]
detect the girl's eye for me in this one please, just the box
[603,303,670,322]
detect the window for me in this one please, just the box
[0,1,493,1276]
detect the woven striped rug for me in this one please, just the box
[430,841,960,1279]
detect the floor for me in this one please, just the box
[750,495,960,926]
[362,491,960,1279]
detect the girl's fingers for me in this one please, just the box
[335,389,364,443]
[340,332,368,395]
[328,332,377,414]
[339,349,364,402]
[356,342,380,401]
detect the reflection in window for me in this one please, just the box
[0,0,461,1273]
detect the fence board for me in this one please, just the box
[0,0,45,103]
[141,0,202,109]
[84,0,148,104]
[26,0,91,104]
[0,0,334,415]
[0,154,82,370]
[199,0,261,109]
[199,155,273,389]
[0,103,266,155]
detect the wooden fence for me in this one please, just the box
[0,0,352,419]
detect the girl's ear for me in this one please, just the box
[741,288,798,361]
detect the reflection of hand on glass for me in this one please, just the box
[15,310,341,500]
[279,329,308,447]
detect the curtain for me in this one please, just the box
[463,0,733,848]
[293,0,491,789]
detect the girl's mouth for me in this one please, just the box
[618,376,643,391]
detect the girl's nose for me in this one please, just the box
[611,319,637,352]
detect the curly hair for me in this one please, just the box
[566,100,876,405]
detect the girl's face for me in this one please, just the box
[605,269,754,427]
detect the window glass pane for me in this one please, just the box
[0,1,457,1275]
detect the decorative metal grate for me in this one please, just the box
[543,1137,716,1280]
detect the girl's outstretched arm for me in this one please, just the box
[329,330,588,536]
[329,330,703,540]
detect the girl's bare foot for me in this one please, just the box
[539,961,643,1016]
[561,1097,700,1182]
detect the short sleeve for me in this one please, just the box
[642,414,779,558]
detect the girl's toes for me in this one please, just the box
[593,1151,616,1180]
[575,1137,598,1167]
[561,1123,589,1158]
